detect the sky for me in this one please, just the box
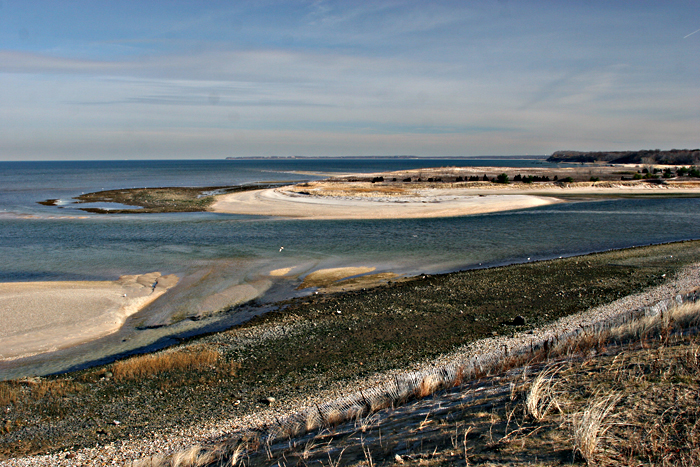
[0,0,699,160]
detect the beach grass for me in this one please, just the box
[186,302,700,467]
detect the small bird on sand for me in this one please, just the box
[279,246,284,252]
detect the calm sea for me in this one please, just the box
[1,158,699,378]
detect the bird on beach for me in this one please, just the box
[279,246,284,252]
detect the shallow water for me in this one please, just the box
[1,159,699,379]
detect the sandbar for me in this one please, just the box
[298,267,377,289]
[212,176,700,220]
[212,186,560,219]
[0,272,178,360]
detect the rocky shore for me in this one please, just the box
[2,241,700,465]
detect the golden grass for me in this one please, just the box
[571,392,622,464]
[610,300,700,343]
[30,379,83,400]
[111,345,226,381]
[0,382,19,407]
[525,363,563,422]
[415,374,442,399]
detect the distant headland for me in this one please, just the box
[548,149,700,165]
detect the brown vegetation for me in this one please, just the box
[161,301,700,467]
[111,345,231,382]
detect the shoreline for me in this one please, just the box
[0,241,700,466]
[33,164,700,218]
[3,241,700,464]
[3,238,700,377]
[0,273,178,361]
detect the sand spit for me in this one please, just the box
[0,273,178,361]
[212,186,560,219]
[212,175,700,220]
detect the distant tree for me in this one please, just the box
[590,176,600,182]
[561,176,574,183]
[689,167,700,177]
[514,174,522,182]
[403,177,412,182]
[553,175,558,181]
[482,174,489,181]
[633,173,643,180]
[677,167,689,176]
[496,173,510,184]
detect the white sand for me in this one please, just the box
[212,187,561,219]
[212,179,700,220]
[0,272,178,360]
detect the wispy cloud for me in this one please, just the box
[1,1,699,160]
[684,28,700,39]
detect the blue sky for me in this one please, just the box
[1,1,698,160]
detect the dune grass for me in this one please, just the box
[154,299,700,467]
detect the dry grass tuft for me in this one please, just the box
[611,301,700,344]
[415,374,442,399]
[325,409,344,427]
[169,445,219,467]
[111,345,224,381]
[571,392,622,464]
[525,364,563,422]
[0,382,20,407]
[30,379,84,400]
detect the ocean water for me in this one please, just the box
[1,158,700,378]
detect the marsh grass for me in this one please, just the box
[111,345,234,381]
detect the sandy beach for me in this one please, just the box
[212,176,700,220]
[0,272,178,361]
[212,186,561,219]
